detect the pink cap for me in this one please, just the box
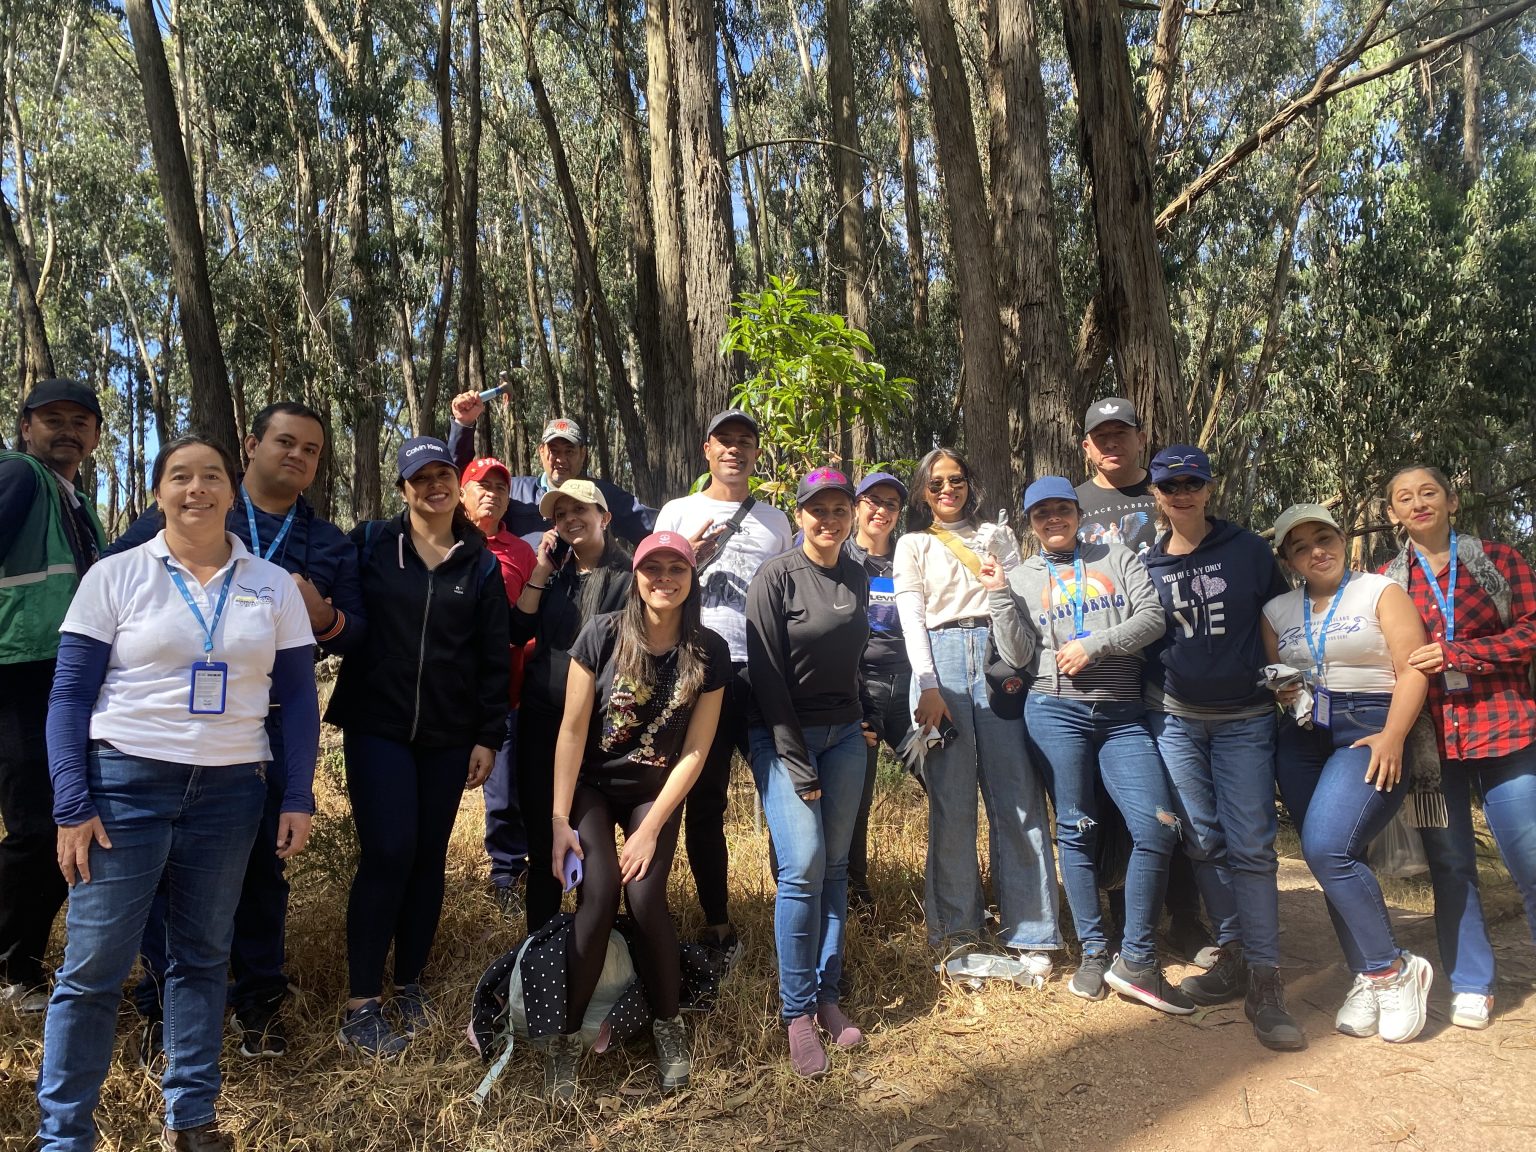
[632,531,698,570]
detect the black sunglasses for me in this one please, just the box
[1154,478,1208,495]
[926,476,969,494]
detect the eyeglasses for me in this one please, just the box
[859,495,902,513]
[926,476,969,494]
[1154,479,1208,495]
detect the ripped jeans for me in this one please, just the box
[1025,694,1178,966]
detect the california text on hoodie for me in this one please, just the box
[989,539,1165,701]
[1141,518,1289,717]
[325,512,510,749]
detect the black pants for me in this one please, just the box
[684,664,750,928]
[0,661,65,989]
[566,785,682,1029]
[849,668,912,894]
[344,732,469,998]
[519,707,564,931]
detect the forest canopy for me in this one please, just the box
[2,0,1533,553]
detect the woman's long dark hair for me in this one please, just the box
[612,558,710,709]
[905,447,981,532]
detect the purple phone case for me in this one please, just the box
[562,845,583,892]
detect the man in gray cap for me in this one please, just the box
[447,391,655,547]
[1075,396,1158,555]
[0,379,107,1012]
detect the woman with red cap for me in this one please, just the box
[542,531,728,1100]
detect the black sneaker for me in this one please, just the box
[1068,951,1111,1001]
[1105,954,1197,1015]
[1169,913,1218,969]
[233,1001,288,1059]
[137,1012,166,1072]
[1246,965,1305,1050]
[493,878,525,922]
[698,927,743,976]
[1179,943,1245,1005]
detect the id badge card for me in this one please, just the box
[1443,670,1470,692]
[189,661,229,715]
[1312,684,1332,728]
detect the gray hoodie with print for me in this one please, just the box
[988,539,1166,701]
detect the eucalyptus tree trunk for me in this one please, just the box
[890,45,929,333]
[1060,0,1186,447]
[124,0,239,460]
[826,0,872,462]
[344,0,381,523]
[456,0,486,400]
[982,0,1074,479]
[912,0,1015,508]
[0,192,54,392]
[671,0,736,423]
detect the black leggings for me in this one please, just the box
[565,785,682,1031]
[518,709,563,931]
[684,665,748,927]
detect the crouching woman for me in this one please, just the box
[543,531,728,1100]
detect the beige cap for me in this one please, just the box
[539,478,609,518]
[1271,503,1340,551]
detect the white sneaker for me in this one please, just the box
[1374,953,1433,1043]
[1012,950,1054,985]
[1,981,48,1014]
[1335,973,1379,1037]
[1451,992,1493,1030]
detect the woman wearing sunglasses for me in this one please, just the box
[892,450,1058,974]
[1140,446,1302,1050]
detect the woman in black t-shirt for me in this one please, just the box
[543,531,728,1101]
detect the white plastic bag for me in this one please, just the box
[1368,808,1429,879]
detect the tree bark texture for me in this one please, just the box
[455,0,486,401]
[826,0,873,462]
[344,0,381,523]
[891,46,929,333]
[124,0,239,460]
[671,0,737,424]
[912,0,1015,508]
[1,192,56,392]
[1060,0,1185,446]
[982,0,1075,479]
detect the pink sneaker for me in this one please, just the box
[816,1002,864,1048]
[786,1013,829,1078]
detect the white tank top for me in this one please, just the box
[1263,571,1397,692]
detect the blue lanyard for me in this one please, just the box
[165,559,235,658]
[1302,570,1351,680]
[1048,549,1087,638]
[1413,530,1457,644]
[242,489,296,562]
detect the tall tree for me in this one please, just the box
[0,192,55,391]
[124,0,238,457]
[825,0,872,461]
[912,0,1014,505]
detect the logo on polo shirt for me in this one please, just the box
[235,583,275,605]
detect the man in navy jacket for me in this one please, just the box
[447,391,655,547]
[107,401,365,1061]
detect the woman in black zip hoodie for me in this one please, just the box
[510,478,633,931]
[327,438,510,1055]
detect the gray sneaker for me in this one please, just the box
[1335,973,1379,1038]
[1068,951,1111,1001]
[652,1014,691,1092]
[543,1032,583,1102]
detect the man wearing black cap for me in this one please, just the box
[1076,396,1157,556]
[447,391,655,547]
[655,410,793,966]
[0,379,107,1013]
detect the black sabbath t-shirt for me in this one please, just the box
[1075,476,1157,555]
[568,612,731,800]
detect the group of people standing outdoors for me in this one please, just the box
[2,378,1534,1149]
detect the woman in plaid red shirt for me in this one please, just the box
[1383,464,1536,1032]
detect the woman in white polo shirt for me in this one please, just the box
[38,435,319,1152]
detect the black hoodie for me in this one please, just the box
[326,513,510,748]
[1141,518,1289,712]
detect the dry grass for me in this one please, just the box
[1,746,1522,1152]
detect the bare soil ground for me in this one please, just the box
[3,757,1533,1152]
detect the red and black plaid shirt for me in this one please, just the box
[1385,540,1536,760]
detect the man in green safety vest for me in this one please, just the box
[0,378,106,1013]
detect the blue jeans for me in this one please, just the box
[1419,744,1536,995]
[1025,694,1176,965]
[483,710,527,887]
[749,722,866,1020]
[37,746,265,1150]
[1275,694,1407,975]
[1150,711,1282,966]
[916,627,1059,950]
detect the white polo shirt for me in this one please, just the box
[60,531,313,766]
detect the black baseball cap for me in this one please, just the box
[796,466,855,505]
[1083,396,1140,433]
[397,436,455,480]
[22,379,102,422]
[706,410,759,440]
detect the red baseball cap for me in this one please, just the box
[463,457,511,485]
[632,531,698,570]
